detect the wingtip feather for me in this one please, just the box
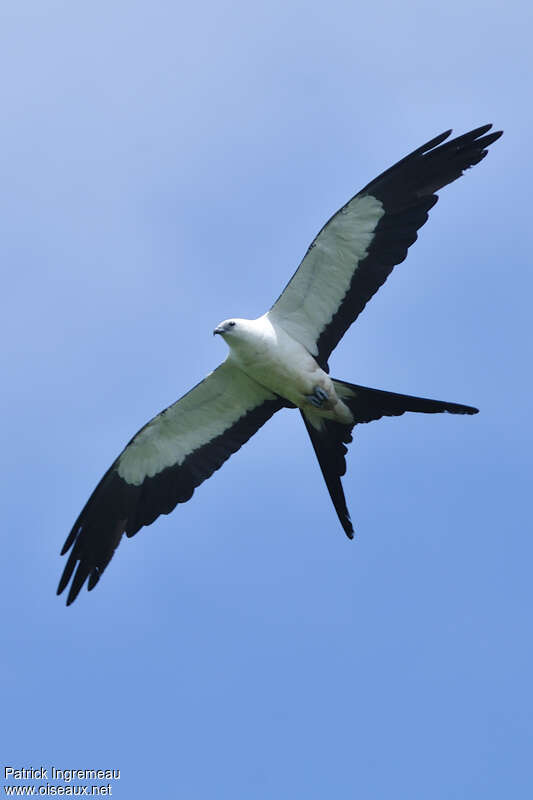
[57,549,78,596]
[60,525,79,556]
[66,562,91,606]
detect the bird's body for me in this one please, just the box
[219,316,351,424]
[58,123,502,605]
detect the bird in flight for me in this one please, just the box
[58,124,502,605]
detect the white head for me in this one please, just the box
[213,318,240,338]
[213,317,267,353]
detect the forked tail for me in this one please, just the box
[301,380,478,538]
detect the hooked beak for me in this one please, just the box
[213,326,224,336]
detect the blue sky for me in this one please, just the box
[2,1,532,797]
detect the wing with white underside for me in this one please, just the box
[58,361,283,605]
[268,125,502,370]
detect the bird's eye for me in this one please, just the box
[228,321,236,327]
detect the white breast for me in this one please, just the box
[227,316,326,405]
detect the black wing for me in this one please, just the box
[269,125,502,370]
[58,362,283,605]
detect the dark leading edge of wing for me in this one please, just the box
[315,124,502,369]
[58,394,283,605]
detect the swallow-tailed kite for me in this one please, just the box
[58,124,502,605]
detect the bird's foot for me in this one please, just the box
[306,386,329,408]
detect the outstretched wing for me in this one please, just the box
[268,124,502,370]
[58,361,283,605]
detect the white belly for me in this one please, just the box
[227,316,352,424]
